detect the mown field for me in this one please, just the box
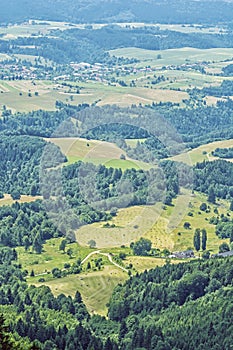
[33,266,127,316]
[76,190,231,253]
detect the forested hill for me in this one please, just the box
[2,0,233,25]
[107,257,233,350]
[2,249,233,349]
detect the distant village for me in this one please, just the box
[0,56,208,85]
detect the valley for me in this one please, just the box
[0,2,233,348]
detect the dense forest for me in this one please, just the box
[193,159,233,200]
[107,256,233,350]
[0,135,66,196]
[2,0,233,25]
[201,80,233,97]
[212,147,233,158]
[1,104,233,151]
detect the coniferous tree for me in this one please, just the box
[230,200,233,211]
[208,187,216,204]
[194,229,201,251]
[0,314,15,350]
[201,229,207,251]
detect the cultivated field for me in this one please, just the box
[0,78,189,113]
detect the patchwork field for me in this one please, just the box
[0,80,83,113]
[0,78,189,113]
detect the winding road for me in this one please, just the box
[81,250,128,272]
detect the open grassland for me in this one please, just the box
[76,202,166,248]
[32,266,127,316]
[170,138,233,165]
[124,256,185,273]
[110,47,233,67]
[48,137,127,164]
[48,137,153,170]
[171,192,231,253]
[0,194,42,207]
[125,138,147,147]
[17,238,93,276]
[76,190,231,254]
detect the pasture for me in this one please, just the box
[0,20,80,40]
[17,238,93,276]
[171,191,230,253]
[124,256,183,273]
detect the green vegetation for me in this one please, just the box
[212,147,233,159]
[1,3,233,348]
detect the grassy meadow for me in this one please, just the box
[0,194,42,207]
[170,138,233,165]
[76,190,231,253]
[48,137,153,170]
[33,266,127,316]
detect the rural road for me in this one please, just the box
[81,250,128,272]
